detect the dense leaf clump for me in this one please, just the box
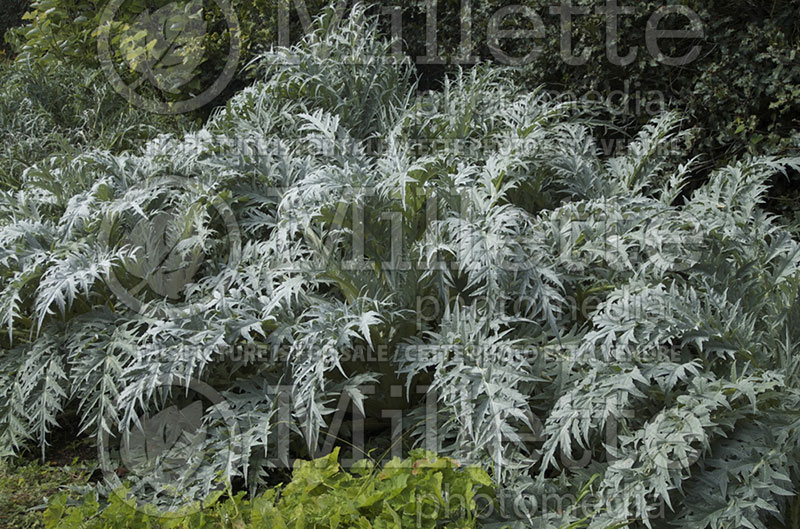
[8,1,799,159]
[414,0,800,158]
[4,0,329,113]
[2,8,800,529]
[0,0,27,54]
[0,60,191,188]
[44,449,493,529]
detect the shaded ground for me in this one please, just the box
[0,430,95,529]
[0,458,93,529]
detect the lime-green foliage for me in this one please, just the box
[0,458,92,529]
[6,0,95,64]
[0,60,192,188]
[42,449,494,529]
[6,0,328,62]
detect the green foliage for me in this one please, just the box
[0,0,27,56]
[2,7,800,529]
[42,449,494,529]
[524,0,800,163]
[8,0,798,167]
[0,458,93,529]
[6,0,94,64]
[396,0,800,161]
[5,0,328,111]
[0,59,192,188]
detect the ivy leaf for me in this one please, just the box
[122,0,207,94]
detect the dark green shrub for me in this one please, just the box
[0,0,28,56]
[9,1,797,165]
[390,1,800,158]
[5,0,329,115]
[517,0,799,161]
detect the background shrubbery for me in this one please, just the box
[0,0,28,55]
[4,0,798,217]
[4,0,329,113]
[402,0,800,153]
[6,0,799,162]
